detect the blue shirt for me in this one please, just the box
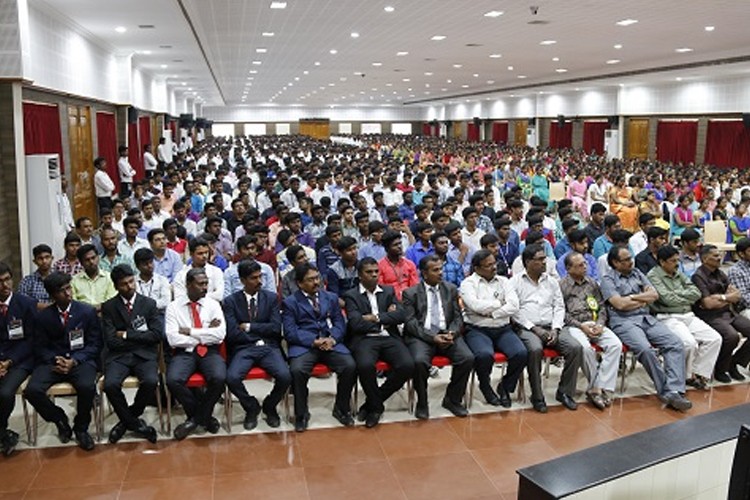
[405,241,434,267]
[592,234,614,259]
[223,260,277,299]
[317,245,340,278]
[441,255,464,287]
[359,241,386,261]
[556,251,599,281]
[153,248,183,283]
[399,204,416,224]
[554,238,571,259]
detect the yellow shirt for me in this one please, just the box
[71,270,117,307]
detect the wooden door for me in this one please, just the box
[68,106,96,222]
[299,120,330,140]
[514,120,528,146]
[628,118,649,159]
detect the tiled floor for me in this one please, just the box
[2,373,749,499]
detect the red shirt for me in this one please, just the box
[166,238,188,256]
[377,257,418,300]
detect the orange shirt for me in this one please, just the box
[377,257,419,300]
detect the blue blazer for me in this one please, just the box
[224,289,282,354]
[34,301,101,368]
[0,293,37,371]
[282,289,348,358]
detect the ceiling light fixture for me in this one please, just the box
[396,51,409,56]
[705,26,715,32]
[329,49,338,54]
[372,62,382,66]
[487,80,495,84]
[303,70,309,74]
[675,77,683,81]
[351,32,359,38]
[270,2,287,9]
[252,60,262,65]
[431,35,447,41]
[462,84,469,88]
[453,64,462,68]
[614,44,623,49]
[262,32,275,37]
[675,47,694,53]
[141,50,152,55]
[115,26,127,33]
[555,68,567,73]
[160,64,168,68]
[402,78,410,82]
[424,72,433,76]
[616,19,638,26]
[314,61,321,66]
[384,5,394,12]
[249,70,258,74]
[540,40,557,45]
[518,75,527,79]
[256,48,267,53]
[473,73,479,77]
[606,59,621,64]
[484,10,504,17]
[507,66,514,70]
[552,57,560,62]
[489,54,502,58]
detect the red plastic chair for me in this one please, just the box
[225,365,293,434]
[467,352,510,409]
[406,355,461,414]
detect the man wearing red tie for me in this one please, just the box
[165,268,226,440]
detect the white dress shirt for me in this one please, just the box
[172,264,225,303]
[94,169,115,198]
[422,283,446,331]
[510,271,565,330]
[165,296,226,351]
[143,151,158,172]
[359,284,387,336]
[118,157,135,183]
[459,273,519,328]
[137,274,172,311]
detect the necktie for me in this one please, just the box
[0,304,7,317]
[190,302,207,357]
[429,287,441,334]
[248,297,256,321]
[60,310,69,327]
[310,294,319,315]
[125,301,132,314]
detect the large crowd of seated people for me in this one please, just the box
[3,132,750,457]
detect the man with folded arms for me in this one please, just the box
[403,255,473,419]
[560,252,622,410]
[165,268,227,440]
[460,249,527,408]
[224,261,290,430]
[601,246,691,411]
[511,244,582,413]
[101,264,160,444]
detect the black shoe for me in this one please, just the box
[74,431,95,451]
[135,421,158,444]
[264,408,281,428]
[294,414,309,433]
[332,406,355,427]
[173,419,199,441]
[365,412,382,429]
[206,416,221,434]
[243,410,259,431]
[441,397,468,418]
[586,391,606,411]
[555,390,578,411]
[663,393,692,412]
[55,419,73,444]
[496,383,512,408]
[356,405,368,422]
[108,421,127,444]
[715,371,732,383]
[414,403,429,420]
[532,400,548,413]
[686,376,709,390]
[1,430,19,457]
[729,365,746,381]
[480,386,502,406]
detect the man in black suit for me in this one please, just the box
[24,272,101,451]
[343,257,415,428]
[0,261,37,456]
[403,255,474,420]
[101,264,160,444]
[224,261,291,430]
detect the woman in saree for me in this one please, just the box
[672,194,695,240]
[728,200,750,244]
[531,166,550,203]
[639,190,670,230]
[609,176,638,232]
[567,172,589,219]
[692,197,713,230]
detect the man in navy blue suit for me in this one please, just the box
[0,262,37,456]
[24,272,101,451]
[283,263,356,432]
[224,261,291,430]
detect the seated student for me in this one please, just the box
[280,246,309,299]
[678,228,702,279]
[173,238,225,303]
[133,248,171,314]
[283,263,357,432]
[511,231,558,278]
[556,229,599,281]
[53,232,84,276]
[224,235,276,298]
[71,244,117,312]
[327,236,360,299]
[19,244,54,310]
[634,227,669,275]
[101,265,161,444]
[358,221,386,261]
[480,234,509,277]
[405,222,435,267]
[224,261,291,430]
[431,231,464,287]
[553,218,581,260]
[592,214,622,259]
[316,225,343,278]
[521,213,556,249]
[597,229,633,279]
[0,261,37,456]
[343,258,414,428]
[25,272,101,450]
[118,216,150,263]
[629,213,657,256]
[165,268,227,440]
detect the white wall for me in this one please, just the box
[203,105,424,123]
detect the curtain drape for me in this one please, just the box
[491,122,509,144]
[23,102,64,171]
[169,120,178,143]
[422,123,432,136]
[549,122,572,149]
[656,121,697,164]
[136,116,151,180]
[95,112,119,189]
[466,123,479,142]
[582,122,608,154]
[705,120,750,168]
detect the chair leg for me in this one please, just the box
[406,379,414,415]
[21,396,32,446]
[225,387,233,435]
[467,370,475,409]
[155,386,165,435]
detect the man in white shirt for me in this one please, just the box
[510,244,583,413]
[143,144,158,178]
[117,145,136,198]
[459,249,527,408]
[94,157,116,216]
[310,174,333,205]
[629,213,656,257]
[460,207,486,251]
[173,238,225,303]
[165,268,226,440]
[156,137,170,166]
[133,248,171,313]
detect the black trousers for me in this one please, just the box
[97,197,113,218]
[0,366,30,431]
[24,363,97,432]
[352,336,415,414]
[406,336,474,407]
[166,349,226,426]
[289,350,356,419]
[103,356,158,430]
[704,312,750,373]
[517,328,583,402]
[226,345,291,414]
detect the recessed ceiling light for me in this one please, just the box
[314,61,321,66]
[555,68,567,73]
[552,57,560,62]
[396,51,409,56]
[616,19,638,26]
[453,64,462,68]
[329,83,335,86]
[461,84,469,88]
[160,64,168,68]
[484,10,504,17]
[675,77,683,81]
[518,75,527,79]
[140,50,152,55]
[447,79,452,83]
[540,40,557,45]
[385,83,392,86]
[115,26,127,33]
[247,77,254,80]
[489,54,502,58]
[372,62,382,67]
[705,26,715,32]
[384,5,395,12]
[181,81,186,85]
[431,35,447,41]
[675,47,694,53]
[402,78,410,82]
[262,32,275,37]
[188,87,193,91]
[614,44,623,49]
[303,70,309,75]
[606,59,621,64]
[256,48,267,53]
[252,61,262,65]
[249,70,258,74]
[507,66,514,70]
[329,49,338,54]
[351,32,359,38]
[442,88,447,91]
[424,72,433,76]
[487,80,495,84]
[270,2,287,9]
[473,73,479,77]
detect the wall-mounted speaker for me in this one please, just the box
[127,106,138,123]
[742,113,750,128]
[528,117,536,127]
[557,115,565,128]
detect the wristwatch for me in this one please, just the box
[722,294,727,302]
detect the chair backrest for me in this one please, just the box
[705,220,728,245]
[549,182,566,201]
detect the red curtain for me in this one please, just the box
[23,102,64,171]
[705,120,750,168]
[127,122,142,180]
[582,121,608,154]
[422,123,432,136]
[549,122,572,149]
[136,116,151,180]
[656,121,698,164]
[467,123,479,142]
[491,122,508,143]
[95,112,119,189]
[169,120,178,142]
